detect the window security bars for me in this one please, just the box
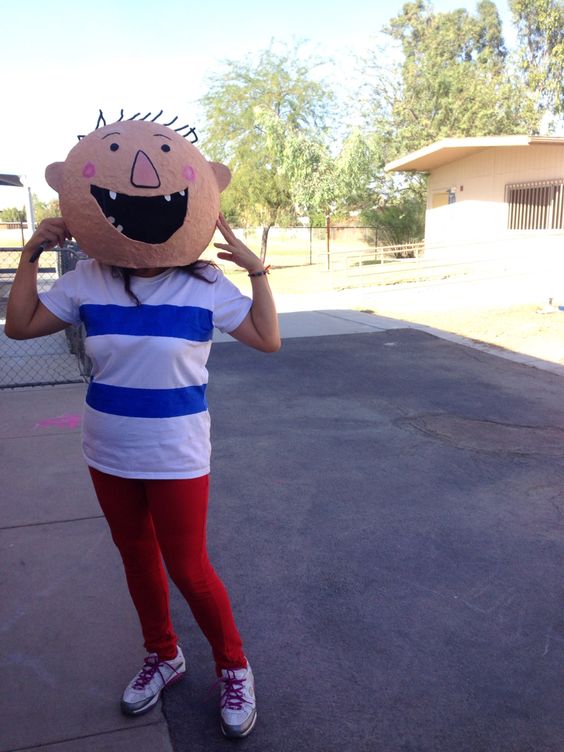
[506,180,564,231]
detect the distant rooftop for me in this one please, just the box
[385,136,564,173]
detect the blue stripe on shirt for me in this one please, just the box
[79,304,214,341]
[86,382,208,418]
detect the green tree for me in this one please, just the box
[265,123,379,266]
[366,0,539,158]
[0,195,60,225]
[361,177,427,245]
[0,206,26,222]
[34,197,61,223]
[335,131,378,218]
[279,127,377,219]
[200,41,335,260]
[509,0,564,117]
[356,0,541,245]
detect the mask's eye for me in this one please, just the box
[110,143,119,152]
[161,144,171,153]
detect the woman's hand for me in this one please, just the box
[24,217,72,258]
[214,213,280,352]
[5,217,72,339]
[214,213,264,274]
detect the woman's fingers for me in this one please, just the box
[216,213,238,244]
[36,218,71,249]
[215,214,264,272]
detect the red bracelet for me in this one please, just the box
[248,266,270,278]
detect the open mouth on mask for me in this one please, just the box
[90,185,189,244]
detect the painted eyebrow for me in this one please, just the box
[102,131,121,139]
[153,133,172,140]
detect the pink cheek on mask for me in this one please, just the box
[183,165,196,182]
[82,162,96,178]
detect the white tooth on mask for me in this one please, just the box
[109,191,117,200]
[164,195,171,202]
[116,224,124,233]
[108,216,115,224]
[179,191,185,197]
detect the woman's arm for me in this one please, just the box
[214,214,281,353]
[5,218,72,340]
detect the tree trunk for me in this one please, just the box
[260,225,272,263]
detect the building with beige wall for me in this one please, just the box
[385,136,564,258]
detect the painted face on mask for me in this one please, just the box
[45,117,231,268]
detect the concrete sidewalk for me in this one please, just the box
[2,310,564,751]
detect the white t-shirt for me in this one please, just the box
[39,259,252,479]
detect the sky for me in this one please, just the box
[0,0,514,210]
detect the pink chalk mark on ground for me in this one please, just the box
[35,414,82,430]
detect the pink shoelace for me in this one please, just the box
[133,655,166,690]
[220,670,247,711]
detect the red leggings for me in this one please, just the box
[89,468,246,673]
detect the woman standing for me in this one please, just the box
[6,209,280,739]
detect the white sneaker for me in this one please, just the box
[219,662,257,738]
[121,646,186,716]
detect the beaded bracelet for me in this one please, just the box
[248,266,271,278]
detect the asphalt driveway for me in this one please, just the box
[2,325,563,752]
[163,330,564,752]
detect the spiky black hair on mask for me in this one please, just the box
[78,109,198,143]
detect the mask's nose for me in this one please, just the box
[131,150,161,188]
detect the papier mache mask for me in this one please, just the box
[45,112,231,268]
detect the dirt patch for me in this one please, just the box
[371,304,564,367]
[225,261,564,369]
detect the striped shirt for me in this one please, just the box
[40,259,252,479]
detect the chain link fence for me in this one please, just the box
[229,226,383,267]
[0,245,91,389]
[0,224,422,388]
[0,225,385,388]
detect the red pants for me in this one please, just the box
[89,468,246,673]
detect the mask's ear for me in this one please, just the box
[209,162,231,192]
[45,162,64,193]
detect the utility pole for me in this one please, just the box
[326,214,331,271]
[23,182,36,241]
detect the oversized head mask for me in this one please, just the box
[46,116,231,268]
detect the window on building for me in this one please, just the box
[506,180,564,230]
[431,192,449,208]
